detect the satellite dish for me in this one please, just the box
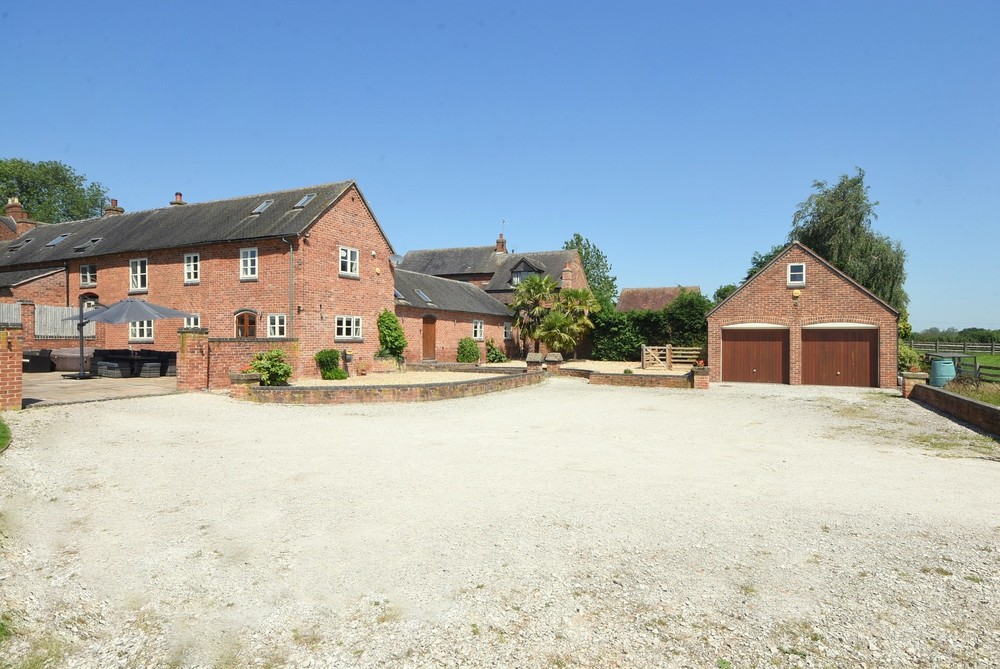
[389,254,403,266]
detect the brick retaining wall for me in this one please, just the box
[910,384,1000,437]
[588,372,693,388]
[245,370,546,404]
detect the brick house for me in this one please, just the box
[616,286,701,312]
[394,269,511,362]
[397,234,588,305]
[706,242,898,388]
[0,183,398,379]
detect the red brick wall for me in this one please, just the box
[206,338,302,390]
[707,244,898,388]
[395,305,510,362]
[0,271,68,305]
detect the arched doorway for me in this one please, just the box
[422,315,436,361]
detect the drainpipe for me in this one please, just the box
[281,237,295,337]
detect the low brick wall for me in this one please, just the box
[246,370,546,405]
[553,368,592,379]
[910,384,1000,437]
[588,372,692,388]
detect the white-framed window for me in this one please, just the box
[129,258,148,292]
[129,320,154,342]
[80,264,97,287]
[184,314,200,328]
[339,246,359,276]
[240,248,258,280]
[184,253,200,284]
[511,270,533,286]
[504,321,513,340]
[267,313,287,338]
[335,315,362,340]
[473,319,484,340]
[787,262,806,287]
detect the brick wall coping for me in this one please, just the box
[243,369,546,405]
[910,384,1000,437]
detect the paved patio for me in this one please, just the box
[20,372,178,408]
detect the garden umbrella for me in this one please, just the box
[63,298,194,378]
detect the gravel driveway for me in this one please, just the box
[1,378,998,668]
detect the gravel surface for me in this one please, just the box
[1,378,998,668]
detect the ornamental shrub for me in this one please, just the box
[249,349,293,386]
[457,337,481,363]
[485,338,508,363]
[377,309,408,360]
[898,341,924,372]
[315,348,349,380]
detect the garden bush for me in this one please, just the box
[248,349,293,386]
[898,341,924,372]
[315,348,349,380]
[457,337,481,363]
[377,309,408,360]
[485,338,508,363]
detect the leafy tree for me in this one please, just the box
[563,233,618,312]
[590,310,643,361]
[510,274,558,354]
[0,158,108,223]
[743,244,785,282]
[789,168,908,312]
[376,309,408,360]
[712,284,737,304]
[664,290,713,346]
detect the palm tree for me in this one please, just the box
[535,309,579,354]
[510,274,558,354]
[557,288,601,358]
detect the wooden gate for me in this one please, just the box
[641,346,669,369]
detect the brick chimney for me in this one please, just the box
[560,261,573,289]
[495,233,508,253]
[169,192,187,206]
[103,198,125,216]
[5,197,27,222]
[5,197,37,235]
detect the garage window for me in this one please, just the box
[787,263,806,287]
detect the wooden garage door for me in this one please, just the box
[721,329,789,383]
[802,329,878,387]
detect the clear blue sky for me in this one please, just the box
[4,1,998,331]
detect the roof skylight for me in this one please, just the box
[294,194,316,208]
[251,199,274,214]
[46,233,72,247]
[72,237,103,253]
[415,289,432,303]
[7,238,34,252]
[394,288,404,299]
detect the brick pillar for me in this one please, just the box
[17,301,35,349]
[0,327,24,411]
[692,366,710,390]
[544,352,563,374]
[227,372,261,400]
[901,372,928,399]
[526,352,544,373]
[177,328,210,392]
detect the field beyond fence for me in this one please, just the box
[910,340,999,354]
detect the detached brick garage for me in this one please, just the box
[707,243,898,388]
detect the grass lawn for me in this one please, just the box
[943,379,1000,407]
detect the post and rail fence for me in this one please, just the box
[909,340,999,354]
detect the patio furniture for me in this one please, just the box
[22,349,54,373]
[138,362,161,378]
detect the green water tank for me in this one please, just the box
[929,358,956,388]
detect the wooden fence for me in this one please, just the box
[910,341,999,354]
[36,305,95,338]
[641,345,701,370]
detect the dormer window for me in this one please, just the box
[787,263,806,287]
[251,199,274,214]
[511,270,533,286]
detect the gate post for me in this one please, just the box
[0,326,24,411]
[177,327,210,392]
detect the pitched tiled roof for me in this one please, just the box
[0,266,64,288]
[617,286,701,311]
[0,216,16,234]
[398,246,580,291]
[394,269,511,316]
[0,181,385,268]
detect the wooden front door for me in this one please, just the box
[802,329,878,387]
[721,329,789,383]
[422,316,436,360]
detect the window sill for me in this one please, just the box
[334,338,364,343]
[339,273,361,280]
[129,339,154,344]
[240,277,258,283]
[185,281,200,286]
[128,290,148,295]
[80,283,96,289]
